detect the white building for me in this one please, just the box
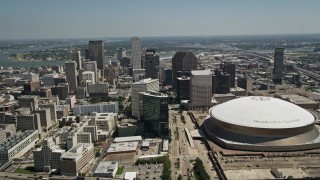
[131,78,159,119]
[93,161,118,178]
[73,102,119,116]
[60,143,95,176]
[190,70,212,109]
[80,71,95,84]
[0,130,38,165]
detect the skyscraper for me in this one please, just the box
[65,60,77,94]
[117,47,126,60]
[221,62,236,88]
[144,49,159,79]
[131,37,141,69]
[190,70,212,109]
[88,41,105,70]
[140,91,168,137]
[272,48,285,84]
[83,61,98,83]
[172,52,197,88]
[72,50,82,71]
[131,78,159,119]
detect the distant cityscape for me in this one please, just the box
[0,34,320,180]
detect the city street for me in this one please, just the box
[169,108,218,179]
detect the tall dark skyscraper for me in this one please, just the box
[272,48,285,84]
[144,49,159,79]
[88,41,105,70]
[65,60,77,94]
[221,62,236,88]
[172,52,197,88]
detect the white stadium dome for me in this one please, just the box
[210,96,315,129]
[204,96,320,151]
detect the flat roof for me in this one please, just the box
[210,96,316,129]
[60,143,93,161]
[191,69,211,76]
[279,94,318,104]
[124,172,137,180]
[107,142,138,153]
[94,161,118,174]
[113,136,142,143]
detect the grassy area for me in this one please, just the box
[14,166,36,174]
[189,159,195,163]
[116,166,124,175]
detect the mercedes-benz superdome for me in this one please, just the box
[204,96,320,151]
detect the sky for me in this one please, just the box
[0,0,320,40]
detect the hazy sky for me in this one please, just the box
[0,0,320,40]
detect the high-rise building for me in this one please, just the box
[131,78,159,118]
[272,48,285,84]
[190,70,212,109]
[89,41,105,70]
[72,50,82,71]
[144,50,159,79]
[237,76,253,93]
[80,71,95,84]
[140,91,169,137]
[65,60,77,94]
[213,69,230,94]
[220,63,236,88]
[177,76,190,101]
[172,52,197,88]
[117,47,126,60]
[17,113,41,131]
[83,61,98,83]
[33,137,65,172]
[131,37,141,69]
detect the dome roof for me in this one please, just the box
[210,96,316,129]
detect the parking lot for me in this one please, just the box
[125,163,163,180]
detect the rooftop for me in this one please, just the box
[278,94,318,105]
[113,136,142,143]
[0,130,37,152]
[107,142,138,153]
[60,143,93,161]
[94,161,118,174]
[191,69,211,76]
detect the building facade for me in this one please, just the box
[272,48,285,84]
[60,143,95,176]
[131,37,141,69]
[172,52,197,88]
[89,41,105,70]
[131,78,159,118]
[140,91,169,137]
[190,70,212,109]
[65,60,78,94]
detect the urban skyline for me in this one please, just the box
[1,0,320,40]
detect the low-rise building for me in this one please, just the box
[93,161,118,178]
[73,102,119,116]
[0,130,38,165]
[60,143,94,176]
[107,142,138,154]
